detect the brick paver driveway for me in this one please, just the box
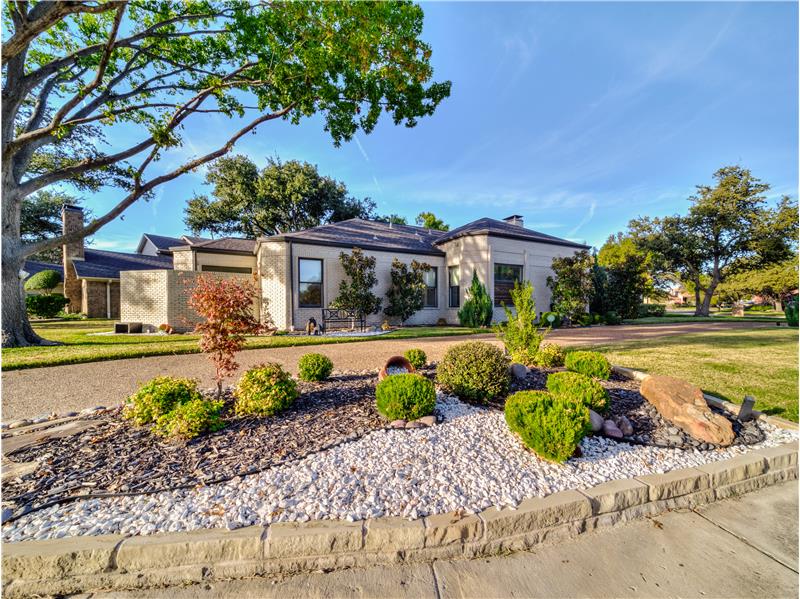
[2,321,774,420]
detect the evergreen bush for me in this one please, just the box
[375,373,435,420]
[153,398,225,440]
[546,371,609,414]
[458,271,493,327]
[24,269,62,294]
[495,280,548,366]
[403,348,427,369]
[786,300,799,327]
[123,376,202,425]
[25,294,69,318]
[437,341,509,402]
[534,343,566,368]
[565,351,612,380]
[234,363,298,416]
[298,353,334,381]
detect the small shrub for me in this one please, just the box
[458,271,493,327]
[298,353,334,381]
[24,269,62,293]
[577,313,593,327]
[535,344,565,368]
[565,351,612,380]
[124,376,202,425]
[437,341,510,402]
[637,304,666,318]
[235,363,298,416]
[504,391,590,463]
[403,348,427,370]
[375,373,435,420]
[546,371,609,414]
[786,300,799,327]
[26,294,69,318]
[540,311,561,328]
[603,311,622,325]
[496,280,548,365]
[592,313,602,324]
[153,398,225,440]
[510,347,538,367]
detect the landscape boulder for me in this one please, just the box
[640,375,735,446]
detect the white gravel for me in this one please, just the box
[2,394,796,543]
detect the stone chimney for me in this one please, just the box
[503,214,524,228]
[62,204,84,313]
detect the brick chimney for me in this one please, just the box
[503,214,524,227]
[62,204,84,313]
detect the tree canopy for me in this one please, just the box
[547,250,594,321]
[629,166,797,316]
[2,0,450,346]
[184,155,376,236]
[376,214,408,225]
[415,211,449,231]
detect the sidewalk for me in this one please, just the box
[96,480,798,598]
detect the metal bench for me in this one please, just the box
[321,308,366,332]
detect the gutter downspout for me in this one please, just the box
[288,241,294,331]
[106,280,111,319]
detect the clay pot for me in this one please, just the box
[378,356,416,381]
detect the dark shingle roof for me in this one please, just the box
[190,237,257,254]
[137,233,184,253]
[72,249,173,279]
[265,219,446,256]
[23,260,63,279]
[434,217,590,249]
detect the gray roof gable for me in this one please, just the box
[434,217,590,249]
[72,248,173,279]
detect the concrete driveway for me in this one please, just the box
[1,321,775,420]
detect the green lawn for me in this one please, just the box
[1,320,485,371]
[593,328,799,422]
[625,310,786,325]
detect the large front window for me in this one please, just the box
[448,266,460,308]
[298,258,323,307]
[494,263,522,306]
[423,267,438,308]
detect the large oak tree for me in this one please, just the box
[1,0,450,346]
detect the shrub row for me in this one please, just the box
[637,304,666,318]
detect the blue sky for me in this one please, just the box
[83,1,798,253]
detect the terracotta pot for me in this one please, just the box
[378,356,416,381]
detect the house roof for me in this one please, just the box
[137,233,211,255]
[263,218,447,256]
[189,237,257,254]
[23,260,63,279]
[72,248,173,280]
[434,217,590,249]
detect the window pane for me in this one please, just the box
[426,287,437,307]
[449,285,460,308]
[299,259,322,283]
[299,282,322,307]
[448,266,459,286]
[423,269,436,288]
[494,263,522,307]
[424,267,437,307]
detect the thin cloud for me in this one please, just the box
[568,200,597,237]
[354,135,370,162]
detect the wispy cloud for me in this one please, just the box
[568,200,597,236]
[354,135,370,162]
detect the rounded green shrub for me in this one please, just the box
[437,341,510,402]
[403,348,427,370]
[565,351,612,380]
[235,363,298,416]
[534,343,566,368]
[504,390,590,463]
[298,353,334,382]
[153,398,225,440]
[540,312,561,328]
[577,313,593,327]
[510,347,538,367]
[546,371,609,414]
[592,314,602,324]
[786,300,798,328]
[375,373,435,420]
[24,269,62,293]
[603,311,622,325]
[123,376,202,425]
[25,294,69,318]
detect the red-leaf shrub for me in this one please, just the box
[189,275,270,397]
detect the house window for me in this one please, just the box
[448,266,460,308]
[200,265,252,274]
[494,263,523,306]
[423,267,438,308]
[298,258,323,308]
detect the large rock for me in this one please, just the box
[588,410,604,432]
[640,375,735,446]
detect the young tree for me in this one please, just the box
[1,1,450,346]
[546,250,594,322]
[189,275,269,399]
[184,156,376,237]
[384,258,430,323]
[415,212,449,231]
[458,271,493,327]
[630,167,798,316]
[331,248,382,316]
[495,280,548,365]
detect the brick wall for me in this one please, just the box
[81,280,121,318]
[257,241,289,329]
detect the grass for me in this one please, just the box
[1,320,486,371]
[591,328,799,422]
[624,309,786,325]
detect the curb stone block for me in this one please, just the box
[635,467,710,501]
[697,453,768,486]
[1,534,124,581]
[579,479,649,514]
[365,517,425,553]
[480,490,591,540]
[423,512,482,548]
[479,520,585,555]
[267,519,363,558]
[715,466,797,501]
[754,442,798,470]
[115,525,265,570]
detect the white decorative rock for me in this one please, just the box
[589,410,604,432]
[8,419,30,429]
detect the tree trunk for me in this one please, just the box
[692,279,703,316]
[696,282,719,317]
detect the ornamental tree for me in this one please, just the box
[384,258,430,323]
[458,271,493,327]
[546,250,594,322]
[1,1,450,347]
[23,269,62,295]
[188,275,271,398]
[331,248,382,316]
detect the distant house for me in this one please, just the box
[32,206,589,328]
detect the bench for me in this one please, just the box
[114,322,142,334]
[321,308,366,332]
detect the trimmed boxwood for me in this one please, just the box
[436,341,510,402]
[535,344,566,368]
[546,371,609,414]
[403,348,427,370]
[235,362,298,417]
[123,376,202,425]
[25,294,69,318]
[565,351,612,380]
[375,373,435,421]
[504,390,590,463]
[153,398,225,440]
[298,353,334,382]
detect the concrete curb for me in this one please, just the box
[2,441,797,597]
